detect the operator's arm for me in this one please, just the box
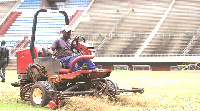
[51,39,59,51]
[6,48,9,64]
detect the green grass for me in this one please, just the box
[1,70,200,111]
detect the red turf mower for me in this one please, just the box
[11,9,144,110]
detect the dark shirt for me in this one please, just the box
[52,37,71,50]
[0,45,9,67]
[52,37,72,59]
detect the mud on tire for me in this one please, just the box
[30,81,56,107]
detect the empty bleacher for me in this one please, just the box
[72,0,129,35]
[17,0,41,9]
[2,0,200,58]
[97,34,148,55]
[141,0,200,55]
[115,0,171,34]
[4,11,68,37]
[141,33,193,55]
[66,0,92,8]
[87,0,200,56]
[0,1,16,22]
[158,0,200,33]
[1,0,91,59]
[73,0,173,55]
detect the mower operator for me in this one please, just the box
[51,25,97,72]
[51,25,72,59]
[0,40,9,82]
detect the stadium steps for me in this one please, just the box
[72,0,128,36]
[142,34,193,55]
[7,58,17,70]
[4,11,75,37]
[114,0,171,34]
[98,37,145,55]
[187,37,200,54]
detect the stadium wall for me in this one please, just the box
[94,62,183,71]
[93,56,200,71]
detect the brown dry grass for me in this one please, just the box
[1,70,200,111]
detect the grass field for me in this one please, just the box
[0,70,200,111]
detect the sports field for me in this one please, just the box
[0,70,200,111]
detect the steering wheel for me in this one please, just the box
[71,35,86,54]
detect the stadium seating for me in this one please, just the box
[142,0,200,55]
[0,1,16,22]
[17,0,41,9]
[72,0,172,55]
[2,0,200,57]
[4,0,89,38]
[142,33,193,55]
[66,0,92,8]
[71,0,200,56]
[72,0,128,35]
[96,34,147,55]
[158,0,200,33]
[115,0,171,34]
[4,9,76,37]
[1,0,91,59]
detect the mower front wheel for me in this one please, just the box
[30,81,56,107]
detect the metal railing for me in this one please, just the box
[11,38,30,57]
[108,33,193,38]
[182,34,196,55]
[95,36,107,54]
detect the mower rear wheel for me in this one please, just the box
[30,81,56,107]
[93,79,108,97]
[106,79,118,101]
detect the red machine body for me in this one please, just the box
[17,47,37,74]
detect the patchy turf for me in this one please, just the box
[0,70,200,111]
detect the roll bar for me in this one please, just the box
[30,9,69,62]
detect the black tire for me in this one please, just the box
[107,80,119,90]
[30,81,56,107]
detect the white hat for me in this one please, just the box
[62,25,72,32]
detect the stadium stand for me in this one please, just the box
[72,0,173,55]
[142,0,200,55]
[142,33,193,55]
[4,0,91,38]
[0,1,16,22]
[17,0,41,9]
[74,0,200,57]
[115,0,171,34]
[72,0,128,35]
[66,0,92,8]
[4,12,68,37]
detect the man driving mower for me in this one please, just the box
[51,25,97,72]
